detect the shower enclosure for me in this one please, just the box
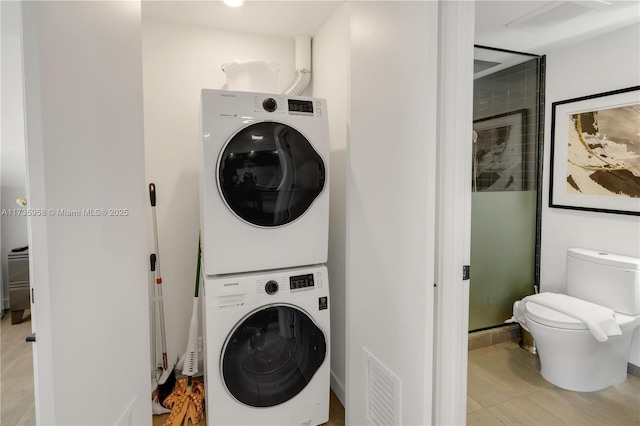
[469,46,544,331]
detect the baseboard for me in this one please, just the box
[468,324,520,351]
[330,370,345,406]
[628,363,640,378]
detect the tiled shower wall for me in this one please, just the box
[473,58,541,191]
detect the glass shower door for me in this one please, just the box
[469,47,543,331]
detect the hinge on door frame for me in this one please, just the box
[463,265,470,280]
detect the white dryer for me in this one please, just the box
[200,89,329,276]
[202,264,330,426]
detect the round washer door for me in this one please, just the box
[218,121,326,227]
[221,305,327,407]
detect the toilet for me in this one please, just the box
[524,248,640,392]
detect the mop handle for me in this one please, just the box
[149,184,162,283]
[149,183,168,370]
[157,284,168,370]
[150,254,158,374]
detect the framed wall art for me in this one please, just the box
[473,109,526,192]
[549,86,640,216]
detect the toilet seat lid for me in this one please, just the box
[525,301,588,330]
[525,301,635,330]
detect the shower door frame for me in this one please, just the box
[470,45,546,332]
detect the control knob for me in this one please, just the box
[263,98,277,112]
[265,280,279,295]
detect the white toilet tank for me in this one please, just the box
[566,248,640,316]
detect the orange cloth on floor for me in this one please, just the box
[162,378,205,426]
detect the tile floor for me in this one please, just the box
[3,313,639,425]
[0,312,345,426]
[467,341,640,425]
[1,311,36,426]
[151,390,345,426]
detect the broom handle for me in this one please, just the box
[149,183,169,371]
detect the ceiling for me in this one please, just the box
[141,0,344,38]
[475,0,640,54]
[142,0,640,54]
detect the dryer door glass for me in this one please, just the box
[221,305,327,407]
[218,122,326,227]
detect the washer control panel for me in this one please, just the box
[261,97,313,115]
[289,273,315,292]
[287,99,314,116]
[205,265,328,311]
[248,94,323,118]
[253,269,324,296]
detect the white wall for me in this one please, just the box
[346,2,438,424]
[311,2,350,405]
[541,23,640,366]
[1,0,28,311]
[21,2,152,423]
[141,17,296,365]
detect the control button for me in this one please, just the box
[265,280,279,295]
[318,279,323,288]
[263,98,277,112]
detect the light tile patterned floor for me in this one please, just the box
[4,313,638,426]
[0,311,36,426]
[151,390,345,426]
[468,341,640,425]
[1,312,345,426]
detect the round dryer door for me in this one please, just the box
[221,305,327,407]
[218,121,326,227]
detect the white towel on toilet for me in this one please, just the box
[511,300,530,332]
[522,293,622,342]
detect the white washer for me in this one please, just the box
[201,89,330,276]
[202,264,330,426]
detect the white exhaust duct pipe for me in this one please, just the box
[282,35,311,96]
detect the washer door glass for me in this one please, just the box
[218,122,326,227]
[222,305,326,407]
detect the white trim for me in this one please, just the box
[0,0,2,317]
[434,2,475,425]
[422,2,441,422]
[20,1,56,423]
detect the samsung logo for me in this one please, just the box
[223,282,239,287]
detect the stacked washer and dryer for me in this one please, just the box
[200,89,331,426]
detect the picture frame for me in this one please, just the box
[472,109,526,192]
[549,86,640,216]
